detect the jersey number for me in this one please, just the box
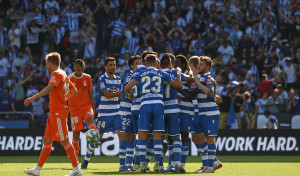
[141,76,161,93]
[71,116,78,130]
[97,121,106,129]
[132,85,138,97]
[122,118,130,126]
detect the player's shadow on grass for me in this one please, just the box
[41,168,73,170]
[90,171,195,174]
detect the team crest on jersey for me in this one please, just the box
[125,76,131,83]
[100,82,105,89]
[200,77,205,82]
[83,80,87,86]
[50,76,56,83]
[206,78,213,85]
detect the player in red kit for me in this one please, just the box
[68,59,97,159]
[24,52,82,176]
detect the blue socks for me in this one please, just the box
[126,141,135,166]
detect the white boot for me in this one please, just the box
[65,167,82,176]
[24,166,41,176]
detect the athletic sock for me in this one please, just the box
[64,142,78,167]
[133,140,140,167]
[208,144,216,168]
[173,138,182,166]
[196,142,208,167]
[168,142,173,166]
[72,139,80,158]
[138,140,147,164]
[37,144,52,167]
[153,140,163,163]
[145,140,153,165]
[119,140,127,167]
[126,141,135,167]
[84,142,95,161]
[181,142,189,168]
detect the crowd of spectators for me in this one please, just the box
[0,0,300,127]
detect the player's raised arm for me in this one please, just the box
[168,68,181,89]
[195,56,215,98]
[182,73,194,82]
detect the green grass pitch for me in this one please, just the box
[0,156,299,176]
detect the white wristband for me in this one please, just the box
[176,67,182,75]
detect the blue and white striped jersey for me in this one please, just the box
[131,65,146,111]
[128,37,139,52]
[133,67,172,107]
[55,27,65,44]
[0,28,6,46]
[44,0,60,11]
[47,14,59,24]
[97,72,122,117]
[197,72,220,116]
[178,71,197,115]
[66,12,82,31]
[119,71,133,116]
[162,68,182,114]
[33,13,45,25]
[111,19,127,37]
[18,18,29,32]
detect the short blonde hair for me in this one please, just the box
[45,52,61,66]
[189,56,200,67]
[199,56,213,68]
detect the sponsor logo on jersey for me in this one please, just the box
[206,78,213,85]
[109,87,119,93]
[83,80,87,86]
[200,77,205,82]
[190,82,197,89]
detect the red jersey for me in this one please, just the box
[68,73,93,108]
[48,69,75,115]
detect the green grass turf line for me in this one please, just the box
[1,162,300,176]
[1,156,300,163]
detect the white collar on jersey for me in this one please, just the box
[137,65,146,68]
[162,68,169,71]
[105,72,116,79]
[71,72,84,79]
[148,66,156,69]
[201,72,211,76]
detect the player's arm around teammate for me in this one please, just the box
[194,56,221,173]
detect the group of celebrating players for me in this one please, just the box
[23,50,221,176]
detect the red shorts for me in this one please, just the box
[70,105,94,132]
[44,112,69,141]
